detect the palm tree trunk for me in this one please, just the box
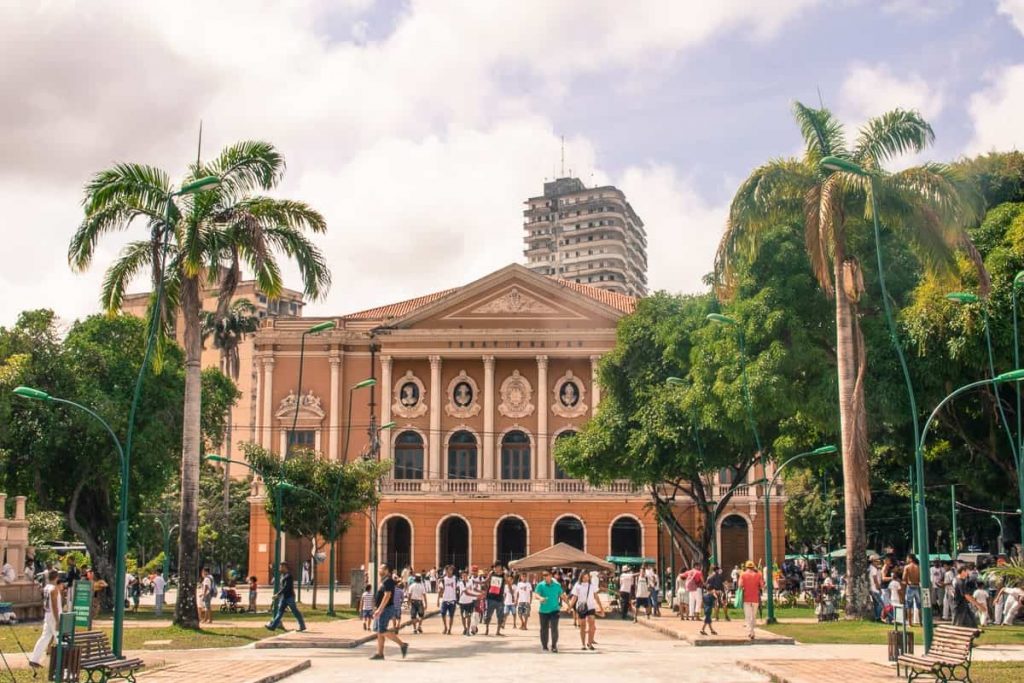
[833,250,872,618]
[174,276,203,629]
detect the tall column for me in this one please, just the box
[381,355,394,465]
[254,356,263,447]
[328,352,342,460]
[429,355,442,478]
[536,355,549,480]
[590,355,602,408]
[262,357,275,450]
[482,355,496,479]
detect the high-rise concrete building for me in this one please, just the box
[523,177,648,297]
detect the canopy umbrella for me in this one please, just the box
[508,543,615,572]
[827,548,880,559]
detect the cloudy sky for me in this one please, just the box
[2,0,1023,326]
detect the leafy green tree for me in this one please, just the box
[714,103,984,616]
[69,141,331,627]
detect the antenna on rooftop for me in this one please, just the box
[196,120,203,167]
[816,86,825,109]
[560,135,565,177]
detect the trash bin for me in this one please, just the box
[350,568,366,608]
[887,629,914,661]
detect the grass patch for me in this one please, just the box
[972,661,1024,683]
[0,624,275,653]
[763,620,1024,645]
[101,604,356,623]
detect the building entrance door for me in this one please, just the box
[382,517,412,571]
[439,517,469,570]
[496,517,527,564]
[719,515,750,573]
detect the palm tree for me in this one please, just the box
[202,298,261,513]
[70,141,330,628]
[714,103,985,617]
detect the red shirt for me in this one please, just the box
[738,570,764,604]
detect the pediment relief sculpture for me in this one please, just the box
[471,287,558,315]
[552,370,587,418]
[445,370,481,418]
[275,389,325,421]
[499,370,535,418]
[393,370,428,418]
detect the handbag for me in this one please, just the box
[733,586,744,609]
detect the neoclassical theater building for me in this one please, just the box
[246,264,782,583]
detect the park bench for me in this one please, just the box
[897,624,979,682]
[76,630,144,683]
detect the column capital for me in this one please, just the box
[428,354,442,366]
[381,354,393,367]
[589,354,602,364]
[536,354,549,368]
[482,355,496,368]
[263,356,276,368]
[329,352,343,366]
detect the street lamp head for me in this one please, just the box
[306,320,336,334]
[12,386,52,402]
[1015,271,1024,287]
[204,454,228,464]
[945,292,979,304]
[353,378,376,389]
[177,176,221,195]
[996,369,1024,383]
[706,313,737,326]
[811,445,838,455]
[379,421,397,430]
[666,377,686,386]
[819,156,867,176]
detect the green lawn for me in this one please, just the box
[0,624,275,653]
[102,604,356,623]
[972,661,1024,683]
[763,620,1024,645]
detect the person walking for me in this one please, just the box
[570,571,605,650]
[370,563,408,660]
[534,569,567,653]
[457,570,480,636]
[28,570,62,671]
[484,563,506,636]
[699,579,717,636]
[265,562,306,632]
[515,572,533,630]
[153,568,167,617]
[868,555,882,621]
[198,567,214,624]
[634,568,652,621]
[903,554,922,626]
[685,565,704,621]
[951,565,979,628]
[707,566,729,622]
[618,565,634,620]
[738,561,765,640]
[438,565,458,635]
[408,575,427,634]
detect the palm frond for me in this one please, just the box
[714,159,813,297]
[69,202,165,272]
[854,109,934,169]
[82,163,170,216]
[207,140,284,195]
[260,225,332,300]
[792,101,847,164]
[100,241,157,313]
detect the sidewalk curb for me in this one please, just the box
[240,659,311,683]
[632,616,795,646]
[254,610,438,649]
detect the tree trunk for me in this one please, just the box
[174,276,203,629]
[833,250,872,619]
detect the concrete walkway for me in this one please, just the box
[740,659,894,683]
[630,613,795,645]
[255,609,438,649]
[137,658,310,683]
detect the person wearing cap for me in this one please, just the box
[737,561,764,640]
[618,565,635,620]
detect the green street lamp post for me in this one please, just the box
[368,419,397,595]
[151,512,179,582]
[820,156,923,566]
[992,515,1006,555]
[1011,271,1024,555]
[204,455,287,595]
[13,386,132,657]
[950,485,959,560]
[326,377,377,616]
[763,445,838,624]
[916,368,1024,650]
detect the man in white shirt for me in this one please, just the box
[153,568,167,617]
[515,575,533,630]
[618,566,635,620]
[457,571,481,636]
[942,563,957,621]
[407,574,427,634]
[29,570,62,670]
[437,566,459,635]
[868,555,882,621]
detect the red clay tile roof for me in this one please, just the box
[342,275,637,322]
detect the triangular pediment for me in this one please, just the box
[385,264,627,330]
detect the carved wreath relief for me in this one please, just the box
[392,370,428,418]
[551,370,587,418]
[499,370,535,418]
[445,370,481,418]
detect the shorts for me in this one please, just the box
[441,601,456,618]
[410,600,425,619]
[517,603,531,616]
[361,609,373,619]
[636,597,651,607]
[484,598,502,623]
[373,607,394,633]
[459,602,475,615]
[202,595,213,610]
[576,608,594,618]
[504,604,515,616]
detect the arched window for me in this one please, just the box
[447,431,477,480]
[718,466,746,485]
[553,430,577,480]
[501,430,531,480]
[610,516,642,556]
[394,431,424,480]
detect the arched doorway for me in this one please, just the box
[496,517,527,564]
[610,516,642,556]
[719,514,750,573]
[438,516,470,570]
[553,515,585,550]
[381,516,412,571]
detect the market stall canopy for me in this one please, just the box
[827,548,880,559]
[508,543,615,571]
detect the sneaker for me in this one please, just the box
[551,646,558,653]
[264,625,275,631]
[400,643,409,659]
[710,629,718,635]
[587,644,595,651]
[369,654,384,660]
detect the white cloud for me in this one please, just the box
[998,0,1024,36]
[0,0,816,324]
[965,64,1024,154]
[617,165,727,295]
